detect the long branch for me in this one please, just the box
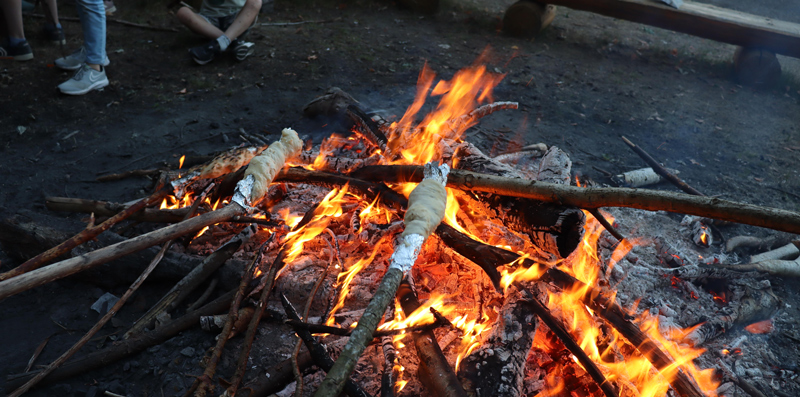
[0,186,170,281]
[351,165,800,234]
[0,204,245,301]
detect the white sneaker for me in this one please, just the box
[55,47,110,71]
[58,64,109,95]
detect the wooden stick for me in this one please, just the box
[5,289,235,392]
[521,291,618,397]
[588,208,626,242]
[280,294,371,397]
[0,204,245,301]
[350,165,800,235]
[0,186,171,282]
[95,168,162,182]
[223,247,287,397]
[620,136,704,196]
[284,319,449,338]
[397,279,467,397]
[123,226,254,339]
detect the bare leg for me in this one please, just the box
[176,7,224,39]
[0,0,25,39]
[222,0,260,40]
[42,0,61,26]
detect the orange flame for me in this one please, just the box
[282,186,350,266]
[516,212,720,396]
[179,155,186,169]
[387,50,505,166]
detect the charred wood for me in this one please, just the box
[124,226,254,339]
[457,284,538,397]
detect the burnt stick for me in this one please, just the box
[346,104,389,151]
[620,136,705,196]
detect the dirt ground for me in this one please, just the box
[1,0,800,396]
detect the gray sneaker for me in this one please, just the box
[58,64,109,95]
[55,47,110,71]
[232,41,255,61]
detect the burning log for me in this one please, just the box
[0,128,303,301]
[315,162,450,397]
[451,143,585,259]
[683,286,780,346]
[457,283,539,397]
[621,136,704,196]
[347,104,389,152]
[396,278,467,397]
[350,165,800,234]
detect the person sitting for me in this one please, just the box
[176,0,261,65]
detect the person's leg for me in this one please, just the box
[74,0,106,69]
[0,0,25,40]
[42,0,65,45]
[58,0,107,94]
[176,7,224,39]
[0,0,33,60]
[221,0,260,41]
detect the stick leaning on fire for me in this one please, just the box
[315,161,450,397]
[0,128,303,302]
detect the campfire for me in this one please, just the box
[4,50,799,397]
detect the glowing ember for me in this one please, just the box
[744,319,774,334]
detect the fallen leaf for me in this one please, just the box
[176,88,187,94]
[307,55,318,60]
[754,177,764,182]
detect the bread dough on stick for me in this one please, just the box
[234,129,303,208]
[390,162,449,274]
[199,146,267,180]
